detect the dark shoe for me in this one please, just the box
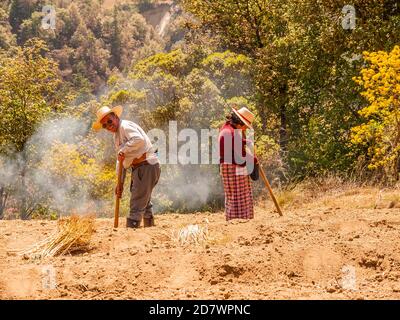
[143,216,155,227]
[126,218,141,229]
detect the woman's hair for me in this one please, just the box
[226,111,245,126]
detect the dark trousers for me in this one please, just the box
[129,163,161,221]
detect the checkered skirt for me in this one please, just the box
[220,163,254,220]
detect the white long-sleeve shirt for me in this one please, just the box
[114,120,158,169]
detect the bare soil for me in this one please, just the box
[2,187,400,300]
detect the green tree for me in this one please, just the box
[181,0,400,179]
[0,8,16,49]
[110,6,122,68]
[71,22,111,90]
[9,0,45,42]
[0,38,62,218]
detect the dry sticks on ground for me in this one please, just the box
[19,215,95,260]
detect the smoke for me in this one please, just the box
[28,117,90,154]
[152,164,224,213]
[0,116,109,218]
[30,117,109,215]
[146,121,224,213]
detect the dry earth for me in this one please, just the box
[1,186,400,300]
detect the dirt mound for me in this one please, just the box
[2,188,400,299]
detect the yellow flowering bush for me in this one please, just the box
[351,45,400,178]
[40,141,115,201]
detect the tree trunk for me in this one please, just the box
[19,150,30,220]
[279,103,287,153]
[259,106,268,133]
[395,153,400,181]
[0,187,8,220]
[279,84,288,155]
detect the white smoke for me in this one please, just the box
[0,116,108,218]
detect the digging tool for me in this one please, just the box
[114,160,123,228]
[253,146,283,216]
[259,165,283,216]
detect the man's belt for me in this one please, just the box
[130,149,159,170]
[131,160,150,170]
[131,153,149,170]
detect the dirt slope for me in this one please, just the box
[1,187,400,300]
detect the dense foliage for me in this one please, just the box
[0,0,399,219]
[351,45,400,180]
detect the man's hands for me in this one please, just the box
[118,151,125,163]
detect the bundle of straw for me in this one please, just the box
[20,215,95,259]
[173,222,209,246]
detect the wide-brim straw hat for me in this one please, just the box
[92,105,123,131]
[232,107,255,129]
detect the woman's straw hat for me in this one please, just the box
[92,105,123,131]
[232,107,255,129]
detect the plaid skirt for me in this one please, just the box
[220,163,254,220]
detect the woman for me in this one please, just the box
[218,107,257,221]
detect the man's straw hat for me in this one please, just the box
[92,105,123,131]
[232,107,255,129]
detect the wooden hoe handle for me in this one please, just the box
[114,160,123,228]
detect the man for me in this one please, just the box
[93,106,160,228]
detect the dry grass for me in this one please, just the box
[275,187,305,208]
[18,215,95,260]
[258,175,400,211]
[171,220,210,246]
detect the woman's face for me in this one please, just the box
[230,113,248,131]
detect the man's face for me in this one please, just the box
[100,113,119,133]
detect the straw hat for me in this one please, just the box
[92,105,123,131]
[232,107,255,129]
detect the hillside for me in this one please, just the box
[2,186,400,300]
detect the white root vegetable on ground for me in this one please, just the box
[173,220,209,246]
